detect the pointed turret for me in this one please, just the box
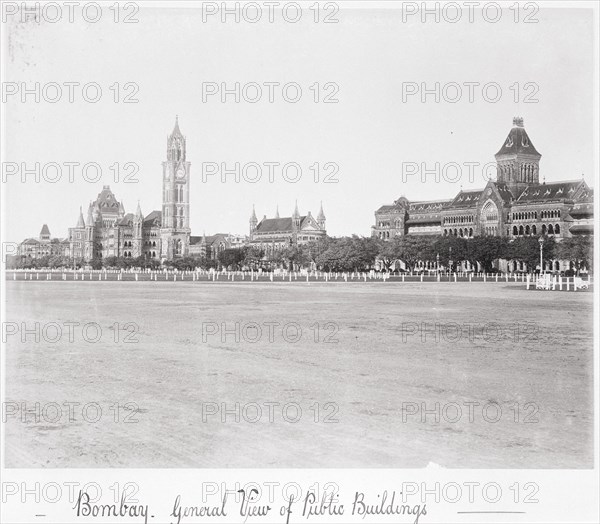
[135,200,143,219]
[172,115,183,138]
[76,206,85,228]
[317,201,326,230]
[275,205,280,219]
[292,200,301,230]
[118,201,125,218]
[249,204,258,236]
[86,203,94,227]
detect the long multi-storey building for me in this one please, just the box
[372,117,594,242]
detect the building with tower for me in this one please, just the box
[18,224,69,259]
[248,202,327,255]
[160,116,191,259]
[372,117,594,248]
[65,117,191,263]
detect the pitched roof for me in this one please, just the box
[117,213,134,226]
[376,205,402,213]
[569,224,593,233]
[93,186,122,214]
[494,183,515,205]
[255,217,305,233]
[448,190,483,209]
[495,119,541,157]
[143,210,162,227]
[516,181,584,203]
[569,202,594,217]
[409,200,452,212]
[40,224,50,236]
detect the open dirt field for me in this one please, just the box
[3,280,594,468]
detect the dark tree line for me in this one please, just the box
[7,234,592,274]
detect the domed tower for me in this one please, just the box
[495,117,541,196]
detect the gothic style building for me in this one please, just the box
[372,117,594,242]
[67,117,191,262]
[18,224,70,259]
[248,202,327,254]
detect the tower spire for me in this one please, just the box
[135,199,143,219]
[76,206,85,228]
[317,201,326,230]
[292,199,300,219]
[86,202,93,226]
[275,205,280,219]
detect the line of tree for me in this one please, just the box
[6,234,592,274]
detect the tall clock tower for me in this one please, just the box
[161,116,191,259]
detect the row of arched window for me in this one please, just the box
[144,241,157,247]
[540,209,561,219]
[443,228,474,237]
[512,209,561,221]
[512,224,560,236]
[444,215,474,225]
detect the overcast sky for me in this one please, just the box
[2,3,595,243]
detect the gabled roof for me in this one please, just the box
[493,183,515,205]
[143,210,162,227]
[117,213,134,226]
[376,205,400,213]
[409,200,452,212]
[448,190,483,209]
[256,217,301,233]
[516,181,584,203]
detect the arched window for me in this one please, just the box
[555,224,560,235]
[454,229,457,236]
[557,210,561,218]
[525,225,530,235]
[459,229,463,237]
[513,226,518,236]
[542,224,547,235]
[548,224,554,234]
[469,228,473,237]
[519,225,524,236]
[444,229,448,236]
[532,225,537,235]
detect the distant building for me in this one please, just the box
[247,202,327,255]
[65,117,192,262]
[189,233,247,260]
[18,224,69,259]
[372,117,593,242]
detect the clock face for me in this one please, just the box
[176,168,185,179]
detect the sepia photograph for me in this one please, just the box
[1,1,598,523]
